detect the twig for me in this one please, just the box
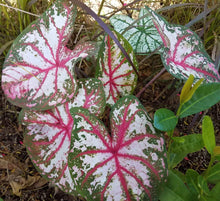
[0,3,40,17]
[74,25,84,44]
[136,67,166,98]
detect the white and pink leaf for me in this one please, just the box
[69,78,106,116]
[2,0,95,110]
[145,6,220,82]
[68,95,167,201]
[96,31,138,106]
[20,103,74,193]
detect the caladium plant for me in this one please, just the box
[144,6,220,82]
[69,78,106,117]
[1,0,96,110]
[110,8,163,54]
[96,31,138,106]
[19,77,106,193]
[20,103,74,193]
[68,95,167,201]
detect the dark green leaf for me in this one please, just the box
[168,134,204,168]
[154,108,178,131]
[185,169,200,199]
[198,175,210,195]
[202,116,215,155]
[206,182,220,201]
[207,163,220,184]
[179,83,220,118]
[159,170,194,201]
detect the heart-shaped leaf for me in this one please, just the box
[2,0,95,110]
[96,32,138,106]
[19,77,106,192]
[69,96,167,201]
[110,8,163,54]
[146,6,220,82]
[20,103,74,193]
[69,78,106,116]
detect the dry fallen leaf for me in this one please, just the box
[9,174,47,196]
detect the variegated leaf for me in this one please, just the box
[20,103,74,193]
[146,6,220,82]
[96,31,138,106]
[110,8,163,54]
[1,0,95,110]
[69,78,106,116]
[69,96,167,201]
[19,78,106,192]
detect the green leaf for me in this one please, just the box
[110,8,163,54]
[185,169,200,199]
[207,163,220,184]
[206,182,220,201]
[159,170,194,201]
[154,108,178,131]
[168,134,204,168]
[179,83,220,118]
[202,116,215,155]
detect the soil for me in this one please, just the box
[0,41,220,201]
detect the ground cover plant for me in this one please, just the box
[0,0,220,200]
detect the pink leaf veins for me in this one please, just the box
[69,78,106,117]
[146,6,220,82]
[96,32,138,106]
[2,0,95,110]
[69,96,167,201]
[19,78,107,193]
[20,103,74,193]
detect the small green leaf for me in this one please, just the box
[180,75,194,104]
[168,134,204,168]
[185,169,200,199]
[202,116,215,155]
[180,75,204,105]
[207,163,220,184]
[159,170,194,201]
[154,108,178,131]
[179,83,220,118]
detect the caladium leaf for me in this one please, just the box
[19,103,74,193]
[19,78,106,192]
[96,31,138,106]
[146,6,220,82]
[1,0,95,110]
[69,78,106,116]
[69,95,167,201]
[110,8,163,54]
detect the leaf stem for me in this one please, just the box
[203,154,215,179]
[97,0,105,16]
